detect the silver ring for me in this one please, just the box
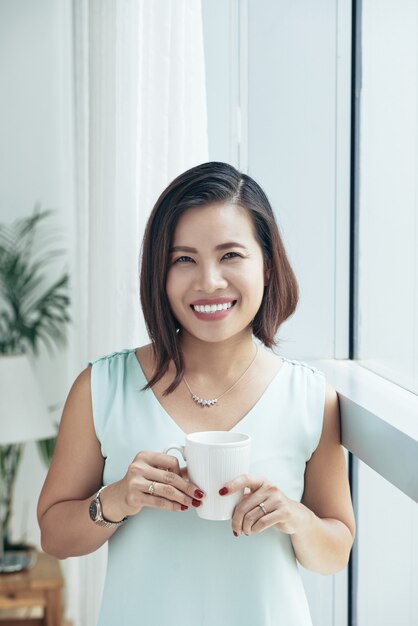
[148,481,156,495]
[258,502,267,515]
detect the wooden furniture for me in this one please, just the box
[0,551,63,626]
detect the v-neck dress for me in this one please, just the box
[89,348,326,626]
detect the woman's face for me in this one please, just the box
[166,202,267,344]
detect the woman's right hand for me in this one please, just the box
[99,451,205,521]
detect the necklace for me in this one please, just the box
[183,343,259,407]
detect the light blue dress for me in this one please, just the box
[89,349,326,626]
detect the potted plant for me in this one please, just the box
[0,207,70,554]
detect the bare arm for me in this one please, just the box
[37,367,114,558]
[37,367,205,559]
[290,382,356,574]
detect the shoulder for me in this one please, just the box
[88,347,153,380]
[286,362,338,435]
[279,357,332,443]
[281,356,325,379]
[89,347,138,366]
[65,366,92,404]
[280,357,327,402]
[258,348,325,380]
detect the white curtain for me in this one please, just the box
[66,1,208,624]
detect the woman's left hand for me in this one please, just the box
[219,474,313,537]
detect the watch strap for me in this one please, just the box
[90,485,127,528]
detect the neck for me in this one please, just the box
[179,330,256,382]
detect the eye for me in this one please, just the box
[172,255,195,264]
[222,252,242,260]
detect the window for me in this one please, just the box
[355,1,418,395]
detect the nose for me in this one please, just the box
[193,262,228,293]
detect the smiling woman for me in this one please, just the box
[140,161,299,394]
[166,203,266,346]
[37,162,355,626]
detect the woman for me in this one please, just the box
[38,162,355,626]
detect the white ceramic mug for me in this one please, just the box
[163,431,251,521]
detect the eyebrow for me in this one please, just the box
[170,242,249,253]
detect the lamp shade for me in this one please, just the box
[0,354,55,445]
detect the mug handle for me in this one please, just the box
[163,443,186,462]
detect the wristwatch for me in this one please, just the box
[89,486,127,529]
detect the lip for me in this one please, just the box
[190,298,237,306]
[190,300,237,321]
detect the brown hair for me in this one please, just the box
[140,161,299,394]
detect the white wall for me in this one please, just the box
[356,461,418,625]
[247,0,348,363]
[203,0,352,363]
[201,0,240,166]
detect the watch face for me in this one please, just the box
[89,500,98,521]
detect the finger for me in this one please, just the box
[145,467,205,504]
[233,490,269,518]
[219,474,264,496]
[137,451,183,474]
[246,511,277,535]
[143,493,189,513]
[144,478,203,509]
[241,502,271,536]
[231,495,267,536]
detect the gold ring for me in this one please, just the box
[258,502,267,515]
[148,481,156,495]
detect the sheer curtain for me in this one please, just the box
[66,2,208,624]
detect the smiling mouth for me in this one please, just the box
[190,301,237,314]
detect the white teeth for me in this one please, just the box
[192,302,234,314]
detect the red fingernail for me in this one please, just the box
[233,531,238,537]
[181,505,188,511]
[192,499,202,507]
[194,489,204,499]
[219,487,228,495]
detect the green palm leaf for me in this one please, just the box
[0,207,71,356]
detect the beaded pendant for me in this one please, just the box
[191,394,218,407]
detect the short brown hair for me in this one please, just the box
[140,161,299,394]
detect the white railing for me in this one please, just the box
[310,359,418,502]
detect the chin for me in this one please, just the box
[186,326,251,345]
